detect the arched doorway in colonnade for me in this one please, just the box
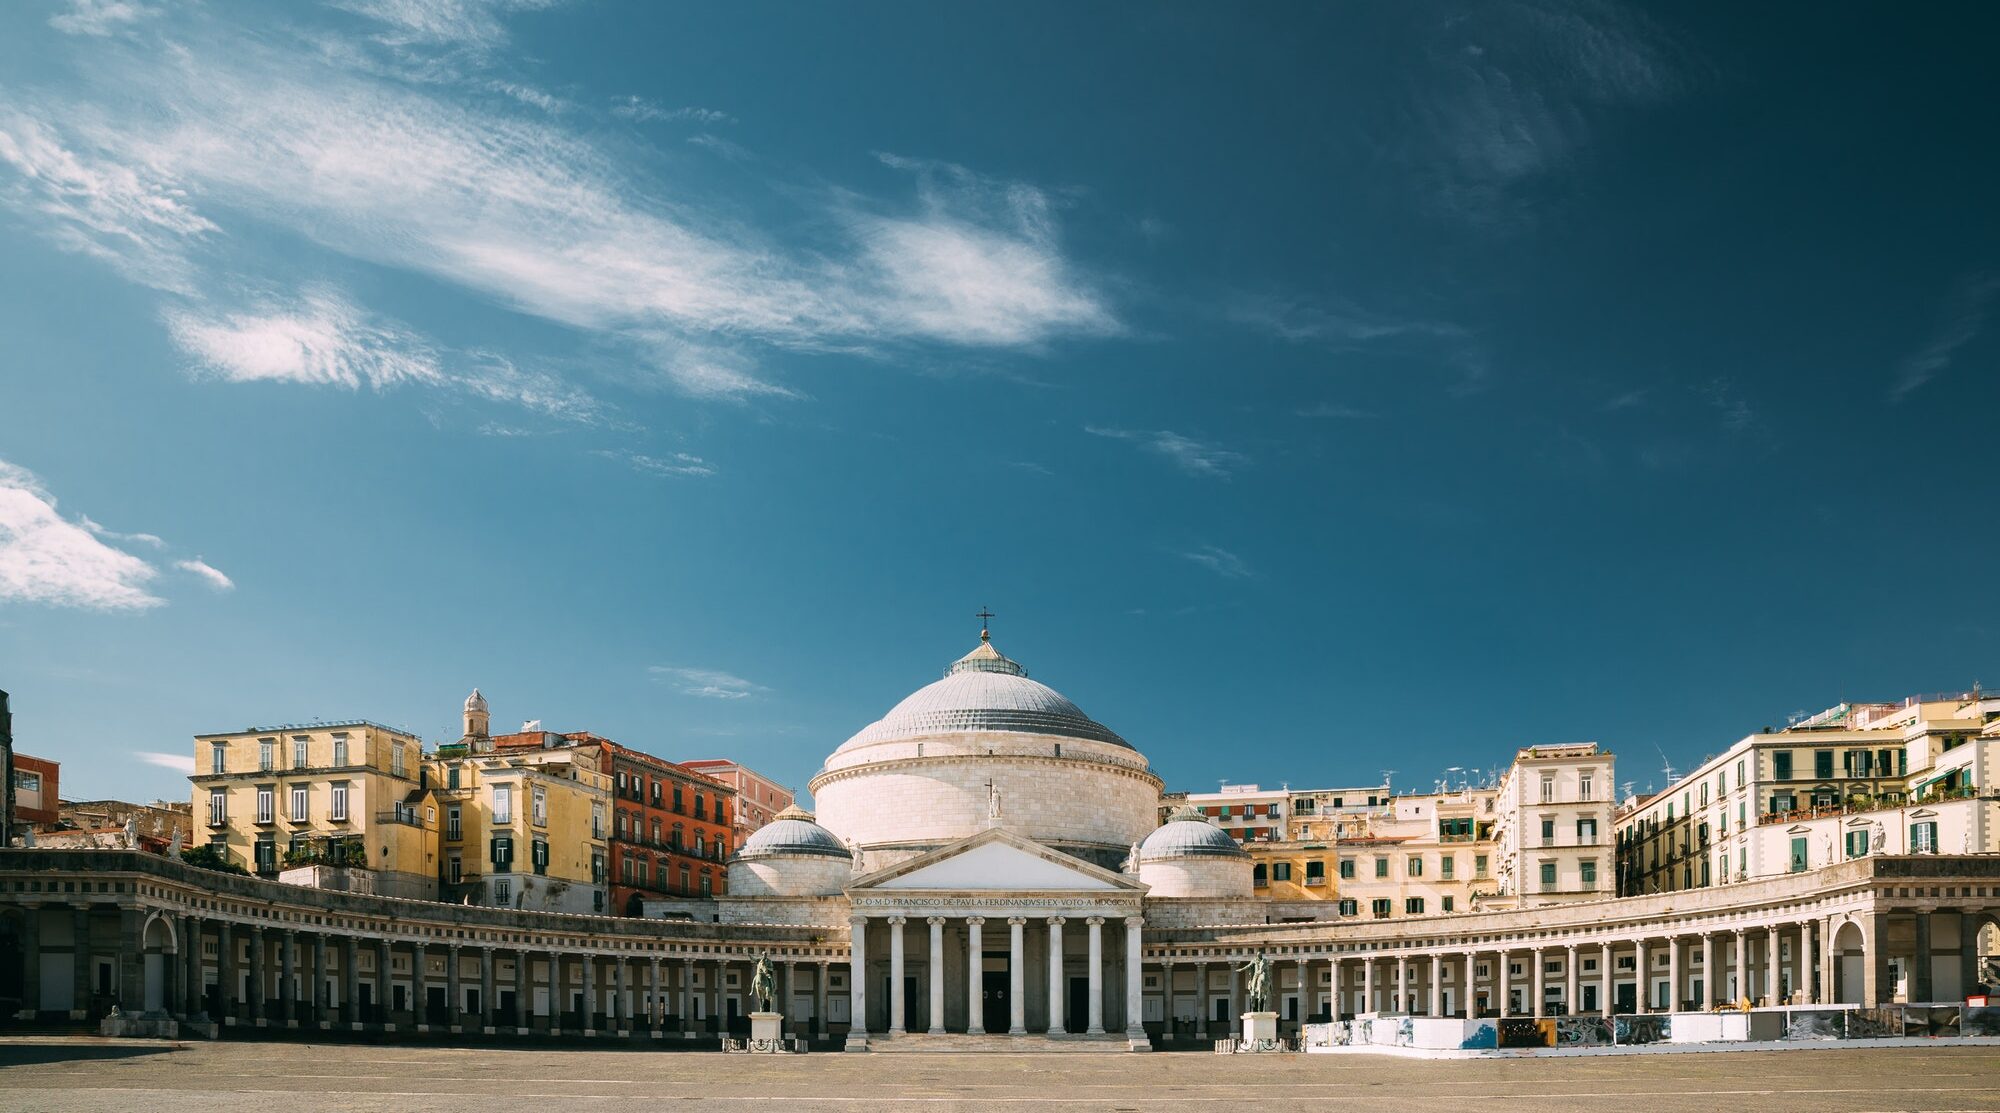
[1830,919,1869,1005]
[139,912,178,1014]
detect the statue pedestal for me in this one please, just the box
[750,1012,784,1043]
[1241,1011,1278,1043]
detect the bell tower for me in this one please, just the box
[462,688,490,745]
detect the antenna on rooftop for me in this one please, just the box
[1654,744,1678,788]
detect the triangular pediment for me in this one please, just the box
[848,827,1145,893]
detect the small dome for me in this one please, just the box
[465,688,488,712]
[1139,815,1248,861]
[738,809,852,860]
[834,638,1131,752]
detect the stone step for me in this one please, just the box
[867,1032,1136,1053]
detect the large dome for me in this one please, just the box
[835,639,1130,752]
[738,807,851,860]
[808,633,1162,872]
[1139,815,1248,861]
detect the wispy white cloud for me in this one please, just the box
[0,19,1119,407]
[174,557,234,591]
[610,98,733,125]
[1402,1,1683,227]
[0,111,216,293]
[81,515,165,549]
[1086,426,1246,478]
[1698,377,1753,434]
[48,0,156,37]
[594,449,716,479]
[1295,402,1379,420]
[134,750,195,774]
[1601,388,1649,411]
[163,286,442,390]
[0,458,162,612]
[649,665,765,700]
[331,0,562,50]
[1181,544,1251,579]
[1232,291,1490,394]
[1891,274,1999,401]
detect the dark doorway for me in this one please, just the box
[1614,982,1636,1014]
[499,988,517,1020]
[982,970,1009,1033]
[1066,976,1089,1031]
[882,976,918,1030]
[426,985,446,1026]
[357,982,374,1015]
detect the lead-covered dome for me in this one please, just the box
[835,637,1130,751]
[809,632,1163,873]
[738,806,851,860]
[1139,814,1249,861]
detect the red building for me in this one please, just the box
[489,729,736,915]
[11,753,59,829]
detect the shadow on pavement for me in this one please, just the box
[0,1042,184,1067]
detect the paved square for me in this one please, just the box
[1,1039,1996,1112]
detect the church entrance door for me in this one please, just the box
[1066,976,1089,1032]
[982,970,1009,1034]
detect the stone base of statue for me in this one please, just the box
[723,1011,795,1053]
[1228,1011,1284,1052]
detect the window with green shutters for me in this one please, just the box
[1374,857,1388,879]
[1815,750,1834,778]
[1844,829,1869,859]
[1339,858,1355,879]
[1789,837,1808,873]
[1773,752,1792,779]
[1910,821,1938,853]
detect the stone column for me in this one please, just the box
[1228,958,1241,1019]
[1800,921,1816,1005]
[1007,918,1027,1035]
[1668,936,1682,1012]
[280,931,297,1024]
[214,920,234,1023]
[581,953,597,1032]
[927,917,947,1034]
[1496,950,1509,1018]
[1733,929,1748,1005]
[1766,925,1783,1005]
[1863,912,1894,1006]
[1297,958,1311,1021]
[71,906,93,1021]
[447,945,463,1031]
[1565,945,1579,1015]
[1124,917,1145,1045]
[1461,952,1476,1017]
[1045,917,1066,1034]
[312,933,328,1026]
[887,916,907,1034]
[679,957,694,1034]
[1085,917,1105,1034]
[648,957,661,1029]
[480,948,495,1031]
[1329,957,1343,1019]
[1529,948,1544,1017]
[847,917,868,1047]
[965,918,986,1035]
[1394,956,1408,1015]
[1362,956,1375,1015]
[815,960,829,1039]
[1429,954,1444,1016]
[1911,912,1933,1003]
[342,937,358,1026]
[179,916,199,1019]
[1599,942,1612,1017]
[374,938,390,1026]
[616,954,631,1033]
[1634,938,1648,1014]
[514,952,530,1031]
[1195,961,1209,1031]
[411,941,427,1029]
[1700,933,1715,1007]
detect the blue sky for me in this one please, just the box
[2,1,1997,808]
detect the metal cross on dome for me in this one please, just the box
[975,606,995,641]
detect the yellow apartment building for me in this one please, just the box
[188,720,438,899]
[428,741,610,914]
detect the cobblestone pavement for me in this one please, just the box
[0,1038,1996,1112]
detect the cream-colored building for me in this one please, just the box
[1618,693,2000,895]
[1490,743,1616,906]
[430,694,611,915]
[188,721,437,900]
